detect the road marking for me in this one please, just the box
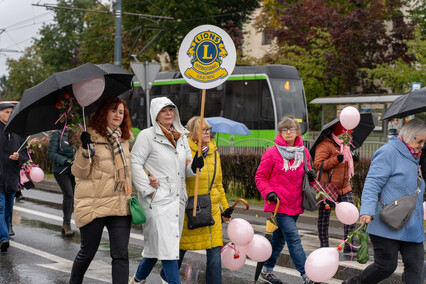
[11,241,112,283]
[12,205,346,282]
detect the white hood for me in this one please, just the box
[150,97,187,135]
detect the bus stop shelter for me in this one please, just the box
[309,94,402,140]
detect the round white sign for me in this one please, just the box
[178,25,237,89]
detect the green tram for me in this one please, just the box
[124,65,308,143]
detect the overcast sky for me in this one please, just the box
[0,0,57,78]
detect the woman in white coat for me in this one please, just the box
[130,97,204,284]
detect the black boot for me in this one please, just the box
[9,223,15,237]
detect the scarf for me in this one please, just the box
[106,127,129,193]
[331,134,354,179]
[193,139,209,157]
[276,145,304,171]
[159,124,181,148]
[398,136,422,160]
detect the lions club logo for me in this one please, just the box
[184,31,229,83]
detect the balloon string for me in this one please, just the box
[338,239,361,271]
[221,243,241,255]
[314,180,338,205]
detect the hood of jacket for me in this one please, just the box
[150,97,187,136]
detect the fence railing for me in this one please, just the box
[216,136,385,158]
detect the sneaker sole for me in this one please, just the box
[259,275,282,284]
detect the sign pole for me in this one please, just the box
[193,89,206,216]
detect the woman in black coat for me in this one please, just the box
[48,129,77,236]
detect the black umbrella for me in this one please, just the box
[5,63,134,136]
[381,87,426,120]
[309,113,375,160]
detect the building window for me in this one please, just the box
[262,30,272,45]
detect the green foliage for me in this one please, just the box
[257,0,415,94]
[361,27,426,93]
[408,1,426,38]
[221,153,262,199]
[35,0,98,70]
[121,0,261,64]
[6,46,56,100]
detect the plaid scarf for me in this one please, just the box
[159,124,181,148]
[193,139,209,157]
[106,127,129,193]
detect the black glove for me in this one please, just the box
[80,132,93,150]
[352,154,359,162]
[307,169,316,182]
[266,192,280,202]
[337,154,344,163]
[222,207,234,219]
[191,152,204,173]
[64,160,73,166]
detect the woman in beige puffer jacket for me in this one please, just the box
[70,97,133,284]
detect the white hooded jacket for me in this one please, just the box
[130,97,195,260]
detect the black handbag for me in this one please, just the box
[302,151,319,211]
[378,169,422,231]
[185,151,217,230]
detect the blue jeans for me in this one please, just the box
[160,247,222,283]
[0,192,15,242]
[136,257,180,284]
[263,213,307,277]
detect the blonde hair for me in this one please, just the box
[186,116,211,139]
[277,116,301,136]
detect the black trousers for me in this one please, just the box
[54,173,75,224]
[345,234,424,284]
[69,215,131,284]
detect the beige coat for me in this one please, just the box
[72,127,132,228]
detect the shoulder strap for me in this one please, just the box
[208,151,217,193]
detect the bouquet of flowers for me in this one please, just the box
[55,92,85,134]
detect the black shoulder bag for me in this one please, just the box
[186,151,217,230]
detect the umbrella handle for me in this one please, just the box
[273,199,280,218]
[230,198,249,211]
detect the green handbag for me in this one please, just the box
[129,196,146,225]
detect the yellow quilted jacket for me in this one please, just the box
[180,138,229,250]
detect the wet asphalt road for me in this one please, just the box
[0,187,415,284]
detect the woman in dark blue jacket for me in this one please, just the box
[48,129,76,237]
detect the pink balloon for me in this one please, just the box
[72,75,105,107]
[29,166,44,183]
[227,218,254,246]
[335,202,359,225]
[245,234,272,262]
[221,243,247,271]
[305,247,339,282]
[423,202,426,220]
[339,106,360,130]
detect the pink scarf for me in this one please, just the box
[331,134,354,179]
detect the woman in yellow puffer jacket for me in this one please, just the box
[179,116,231,284]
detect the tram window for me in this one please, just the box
[260,80,274,129]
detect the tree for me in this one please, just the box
[408,0,426,38]
[35,0,98,71]
[121,0,261,65]
[256,0,414,95]
[6,46,55,100]
[361,27,426,93]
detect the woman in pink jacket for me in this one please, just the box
[255,116,316,284]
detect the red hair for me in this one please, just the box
[333,121,346,136]
[88,96,132,140]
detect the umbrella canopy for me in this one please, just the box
[309,113,375,160]
[204,117,252,135]
[381,88,426,120]
[5,63,133,136]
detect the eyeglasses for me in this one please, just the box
[414,137,426,145]
[281,128,297,133]
[202,127,213,134]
